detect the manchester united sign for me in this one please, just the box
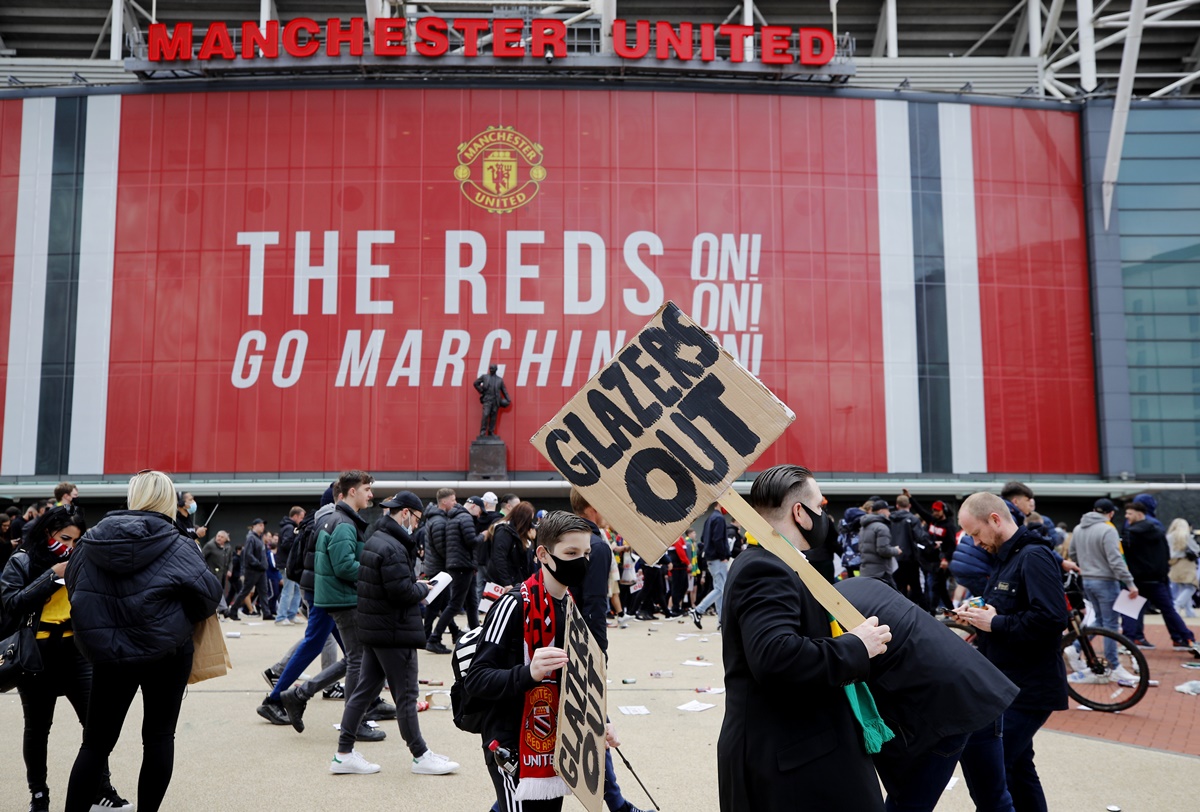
[455,127,546,214]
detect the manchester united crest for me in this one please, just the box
[455,126,546,214]
[523,685,558,754]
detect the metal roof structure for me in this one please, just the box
[1,1,1199,97]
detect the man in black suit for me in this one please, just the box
[837,576,1019,811]
[718,465,892,812]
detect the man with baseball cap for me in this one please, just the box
[905,490,959,612]
[1068,499,1139,680]
[332,491,460,776]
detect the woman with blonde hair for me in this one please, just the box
[1168,517,1199,618]
[62,471,222,812]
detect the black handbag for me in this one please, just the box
[0,613,43,693]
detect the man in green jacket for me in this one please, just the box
[283,470,375,735]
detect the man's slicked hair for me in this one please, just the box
[436,487,456,502]
[536,510,593,553]
[749,465,815,521]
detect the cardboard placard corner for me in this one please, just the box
[554,598,607,812]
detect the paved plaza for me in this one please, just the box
[2,613,1197,811]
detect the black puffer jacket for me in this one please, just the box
[277,517,299,573]
[427,504,480,572]
[1,546,62,632]
[242,530,266,572]
[356,516,429,648]
[422,503,446,575]
[490,522,532,588]
[300,504,336,593]
[66,510,221,666]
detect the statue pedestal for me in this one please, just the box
[469,436,508,480]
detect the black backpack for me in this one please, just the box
[285,511,316,583]
[449,625,489,733]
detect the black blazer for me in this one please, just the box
[717,546,883,812]
[836,577,1020,757]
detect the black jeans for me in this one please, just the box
[339,646,426,756]
[424,583,458,640]
[432,568,479,640]
[1001,707,1052,812]
[64,643,193,812]
[232,567,268,615]
[17,635,111,795]
[895,560,928,610]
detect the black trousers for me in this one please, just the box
[483,744,564,812]
[424,583,458,640]
[64,643,193,812]
[670,568,689,612]
[17,635,111,795]
[895,559,928,610]
[433,568,479,639]
[232,567,269,615]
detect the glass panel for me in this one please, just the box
[1120,236,1200,262]
[1119,210,1200,236]
[1124,288,1200,315]
[1119,184,1200,211]
[1127,340,1200,367]
[1124,133,1200,159]
[1123,260,1200,287]
[1119,159,1200,184]
[1130,394,1200,421]
[1125,314,1200,341]
[1128,366,1200,394]
[1136,447,1200,477]
[1128,109,1200,133]
[1131,421,1200,447]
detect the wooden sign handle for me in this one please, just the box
[717,489,868,631]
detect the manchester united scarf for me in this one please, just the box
[516,570,570,801]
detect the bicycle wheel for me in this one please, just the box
[939,618,978,649]
[1062,626,1150,712]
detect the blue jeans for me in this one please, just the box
[695,559,729,619]
[277,576,302,621]
[1172,582,1197,617]
[1081,578,1122,666]
[1000,707,1051,812]
[269,591,340,701]
[875,731,970,811]
[1122,579,1196,645]
[959,717,1015,812]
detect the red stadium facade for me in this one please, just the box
[0,88,1097,484]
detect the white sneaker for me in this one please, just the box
[1113,665,1139,685]
[1065,649,1087,674]
[412,750,460,775]
[1068,670,1107,684]
[330,750,381,775]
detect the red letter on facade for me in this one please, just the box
[760,26,793,64]
[699,23,717,61]
[326,17,365,57]
[453,19,489,56]
[492,19,525,57]
[612,20,650,58]
[374,17,406,56]
[798,27,835,66]
[655,22,693,60]
[415,17,450,56]
[719,24,753,62]
[148,22,193,61]
[198,23,235,60]
[242,20,279,58]
[283,18,321,57]
[531,19,567,58]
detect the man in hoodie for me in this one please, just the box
[1121,498,1196,649]
[1069,499,1138,677]
[956,492,1068,812]
[275,507,305,625]
[228,518,271,620]
[905,490,958,611]
[426,488,482,654]
[859,500,902,588]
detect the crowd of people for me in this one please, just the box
[3,471,1198,812]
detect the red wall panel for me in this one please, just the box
[973,105,1099,474]
[0,99,22,465]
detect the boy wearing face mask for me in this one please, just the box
[331,491,460,777]
[465,510,612,811]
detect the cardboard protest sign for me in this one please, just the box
[531,301,794,563]
[555,598,607,812]
[532,300,867,630]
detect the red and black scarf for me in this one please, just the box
[516,569,570,801]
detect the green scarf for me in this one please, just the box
[829,615,895,754]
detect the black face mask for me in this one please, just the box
[544,552,589,590]
[797,503,832,551]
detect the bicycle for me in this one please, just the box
[939,575,1150,713]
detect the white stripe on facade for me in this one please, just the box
[938,103,988,475]
[2,99,56,476]
[69,95,121,476]
[875,100,923,473]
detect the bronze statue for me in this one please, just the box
[473,364,511,437]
